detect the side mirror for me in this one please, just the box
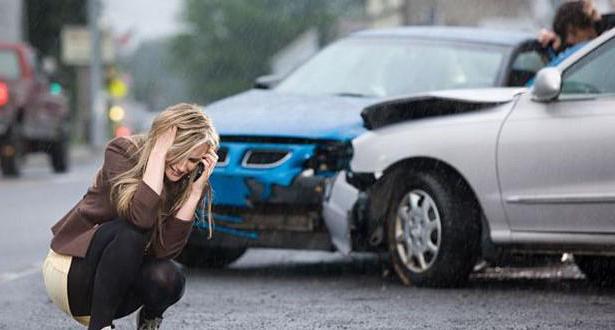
[254,74,281,89]
[531,67,561,102]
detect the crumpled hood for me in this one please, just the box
[204,89,380,141]
[362,87,527,130]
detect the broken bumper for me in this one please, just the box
[189,139,351,250]
[191,174,334,250]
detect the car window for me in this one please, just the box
[275,38,507,98]
[561,37,615,96]
[0,50,21,80]
[508,49,548,86]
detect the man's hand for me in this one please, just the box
[538,28,562,51]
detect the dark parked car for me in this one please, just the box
[0,42,69,176]
[177,26,550,267]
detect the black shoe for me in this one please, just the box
[136,308,163,330]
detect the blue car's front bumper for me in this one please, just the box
[189,139,343,250]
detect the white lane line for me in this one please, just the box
[0,265,41,284]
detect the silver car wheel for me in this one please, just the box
[394,189,442,273]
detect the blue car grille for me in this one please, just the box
[210,142,317,206]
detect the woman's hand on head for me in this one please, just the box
[153,126,177,155]
[144,126,177,195]
[192,149,218,193]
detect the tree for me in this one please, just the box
[124,38,191,111]
[25,0,87,59]
[172,0,360,103]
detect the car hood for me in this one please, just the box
[204,89,380,141]
[361,87,527,130]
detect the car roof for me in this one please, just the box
[351,26,535,47]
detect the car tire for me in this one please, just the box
[0,125,24,177]
[386,169,481,287]
[49,135,69,173]
[176,244,246,268]
[575,255,615,287]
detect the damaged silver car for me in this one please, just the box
[342,27,615,287]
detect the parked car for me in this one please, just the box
[177,26,550,267]
[345,27,615,287]
[0,43,69,176]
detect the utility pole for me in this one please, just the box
[88,0,106,147]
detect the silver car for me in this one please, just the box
[340,27,615,287]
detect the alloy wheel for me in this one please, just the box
[394,189,442,273]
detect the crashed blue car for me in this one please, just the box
[176,26,549,267]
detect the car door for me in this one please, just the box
[498,36,615,234]
[505,41,549,87]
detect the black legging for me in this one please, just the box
[67,219,185,330]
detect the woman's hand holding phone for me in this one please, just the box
[191,149,218,194]
[177,149,218,222]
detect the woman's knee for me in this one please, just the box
[141,260,185,302]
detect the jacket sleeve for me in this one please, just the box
[102,137,162,230]
[151,216,194,259]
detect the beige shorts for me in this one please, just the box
[42,249,91,326]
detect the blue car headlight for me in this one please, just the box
[304,141,353,173]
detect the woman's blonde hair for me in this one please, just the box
[110,103,219,246]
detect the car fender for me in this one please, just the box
[351,93,523,243]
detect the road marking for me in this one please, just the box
[0,265,41,284]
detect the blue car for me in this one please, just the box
[176,26,549,267]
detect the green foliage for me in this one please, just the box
[125,38,191,111]
[172,0,358,103]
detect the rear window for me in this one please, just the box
[0,50,21,80]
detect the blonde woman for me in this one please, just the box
[42,103,219,330]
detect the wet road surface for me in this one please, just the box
[1,149,614,329]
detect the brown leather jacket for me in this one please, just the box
[50,137,194,259]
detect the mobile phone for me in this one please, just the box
[193,162,205,182]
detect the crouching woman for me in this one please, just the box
[42,103,219,330]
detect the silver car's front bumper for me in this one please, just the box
[322,171,359,254]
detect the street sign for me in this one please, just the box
[60,25,114,66]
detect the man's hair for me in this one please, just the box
[553,1,595,45]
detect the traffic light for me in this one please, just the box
[49,82,62,95]
[108,105,125,122]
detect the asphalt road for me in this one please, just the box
[1,149,615,329]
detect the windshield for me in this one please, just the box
[275,38,507,97]
[0,50,21,80]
